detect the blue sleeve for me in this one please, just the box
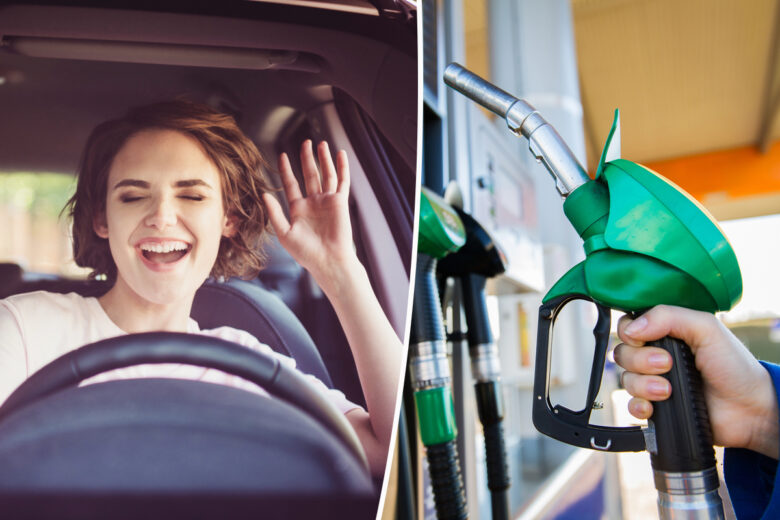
[724,361,780,519]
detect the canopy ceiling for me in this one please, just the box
[572,0,780,220]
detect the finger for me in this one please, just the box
[628,397,654,420]
[621,371,671,401]
[617,305,719,354]
[613,343,672,375]
[617,314,645,347]
[262,193,291,237]
[336,150,350,195]
[277,153,302,202]
[318,141,338,193]
[300,139,322,196]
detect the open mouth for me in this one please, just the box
[138,241,192,265]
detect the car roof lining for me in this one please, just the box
[0,3,415,172]
[5,37,325,73]
[247,0,380,16]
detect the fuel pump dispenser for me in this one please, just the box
[437,206,511,520]
[410,187,468,520]
[444,63,742,520]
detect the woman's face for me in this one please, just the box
[94,129,235,306]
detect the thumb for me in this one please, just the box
[617,305,720,354]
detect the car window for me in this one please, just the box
[0,171,85,277]
[334,89,415,276]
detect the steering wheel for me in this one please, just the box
[0,332,369,473]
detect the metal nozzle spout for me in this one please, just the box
[443,63,538,136]
[444,63,519,119]
[444,63,591,196]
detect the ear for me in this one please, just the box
[93,212,109,239]
[222,213,238,238]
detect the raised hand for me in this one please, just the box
[263,140,355,288]
[614,305,779,459]
[263,139,403,476]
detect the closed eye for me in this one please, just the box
[120,195,145,203]
[179,194,205,201]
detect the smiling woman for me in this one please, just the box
[67,100,273,288]
[0,99,403,480]
[93,127,243,324]
[0,1,416,516]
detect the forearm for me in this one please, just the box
[722,362,780,518]
[267,141,403,460]
[313,257,403,447]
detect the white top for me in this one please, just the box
[0,291,358,413]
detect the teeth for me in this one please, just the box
[139,241,189,254]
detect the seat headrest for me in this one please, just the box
[0,263,23,298]
[191,279,331,386]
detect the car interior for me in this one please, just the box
[0,0,416,517]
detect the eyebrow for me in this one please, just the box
[112,179,214,190]
[112,179,149,190]
[174,179,214,189]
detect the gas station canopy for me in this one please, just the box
[572,0,780,220]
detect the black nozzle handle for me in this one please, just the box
[461,274,493,347]
[648,335,717,472]
[483,422,510,493]
[483,435,511,503]
[426,441,468,520]
[532,295,646,452]
[477,382,510,520]
[474,382,509,489]
[410,254,445,345]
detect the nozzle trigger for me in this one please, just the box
[532,294,646,452]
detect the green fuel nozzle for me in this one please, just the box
[410,187,467,520]
[445,63,742,520]
[444,63,741,313]
[418,187,466,259]
[547,110,742,313]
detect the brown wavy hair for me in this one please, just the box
[65,99,273,282]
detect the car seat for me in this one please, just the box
[0,263,22,299]
[191,277,332,386]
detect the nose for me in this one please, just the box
[144,195,178,230]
